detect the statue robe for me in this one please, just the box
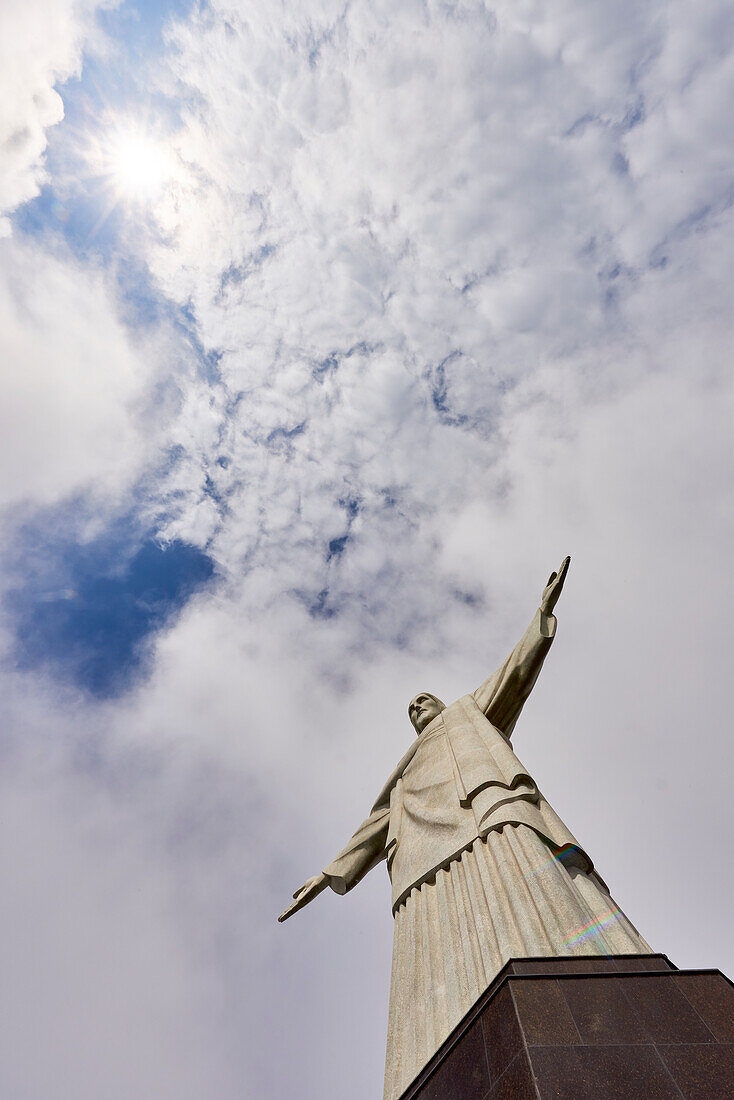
[322,608,651,1099]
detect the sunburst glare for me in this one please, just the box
[105,125,174,203]
[80,114,183,237]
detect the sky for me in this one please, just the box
[1,0,733,1096]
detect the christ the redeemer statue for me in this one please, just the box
[279,558,650,1099]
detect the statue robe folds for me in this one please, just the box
[322,609,651,1100]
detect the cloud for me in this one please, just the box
[133,0,734,660]
[0,0,104,232]
[0,236,155,510]
[0,706,263,1100]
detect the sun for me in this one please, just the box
[81,111,189,237]
[104,124,174,204]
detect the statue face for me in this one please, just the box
[408,693,445,735]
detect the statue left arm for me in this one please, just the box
[473,557,570,738]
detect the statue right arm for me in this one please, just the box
[321,805,391,894]
[278,806,390,922]
[278,718,422,922]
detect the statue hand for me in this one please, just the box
[541,555,570,616]
[278,873,328,923]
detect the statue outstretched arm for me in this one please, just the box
[278,807,390,923]
[473,556,570,738]
[278,738,420,923]
[278,797,396,923]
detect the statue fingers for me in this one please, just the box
[279,876,326,922]
[552,558,570,592]
[277,893,308,919]
[292,875,317,900]
[278,899,301,923]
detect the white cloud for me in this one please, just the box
[139,0,734,652]
[0,236,157,510]
[0,0,105,232]
[0,675,272,1100]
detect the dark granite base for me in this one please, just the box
[399,955,734,1099]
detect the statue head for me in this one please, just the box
[408,692,446,735]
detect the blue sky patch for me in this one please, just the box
[6,525,214,699]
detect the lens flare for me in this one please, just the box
[562,907,623,947]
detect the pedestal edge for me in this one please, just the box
[398,955,734,1100]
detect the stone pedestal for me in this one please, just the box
[399,955,734,1099]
